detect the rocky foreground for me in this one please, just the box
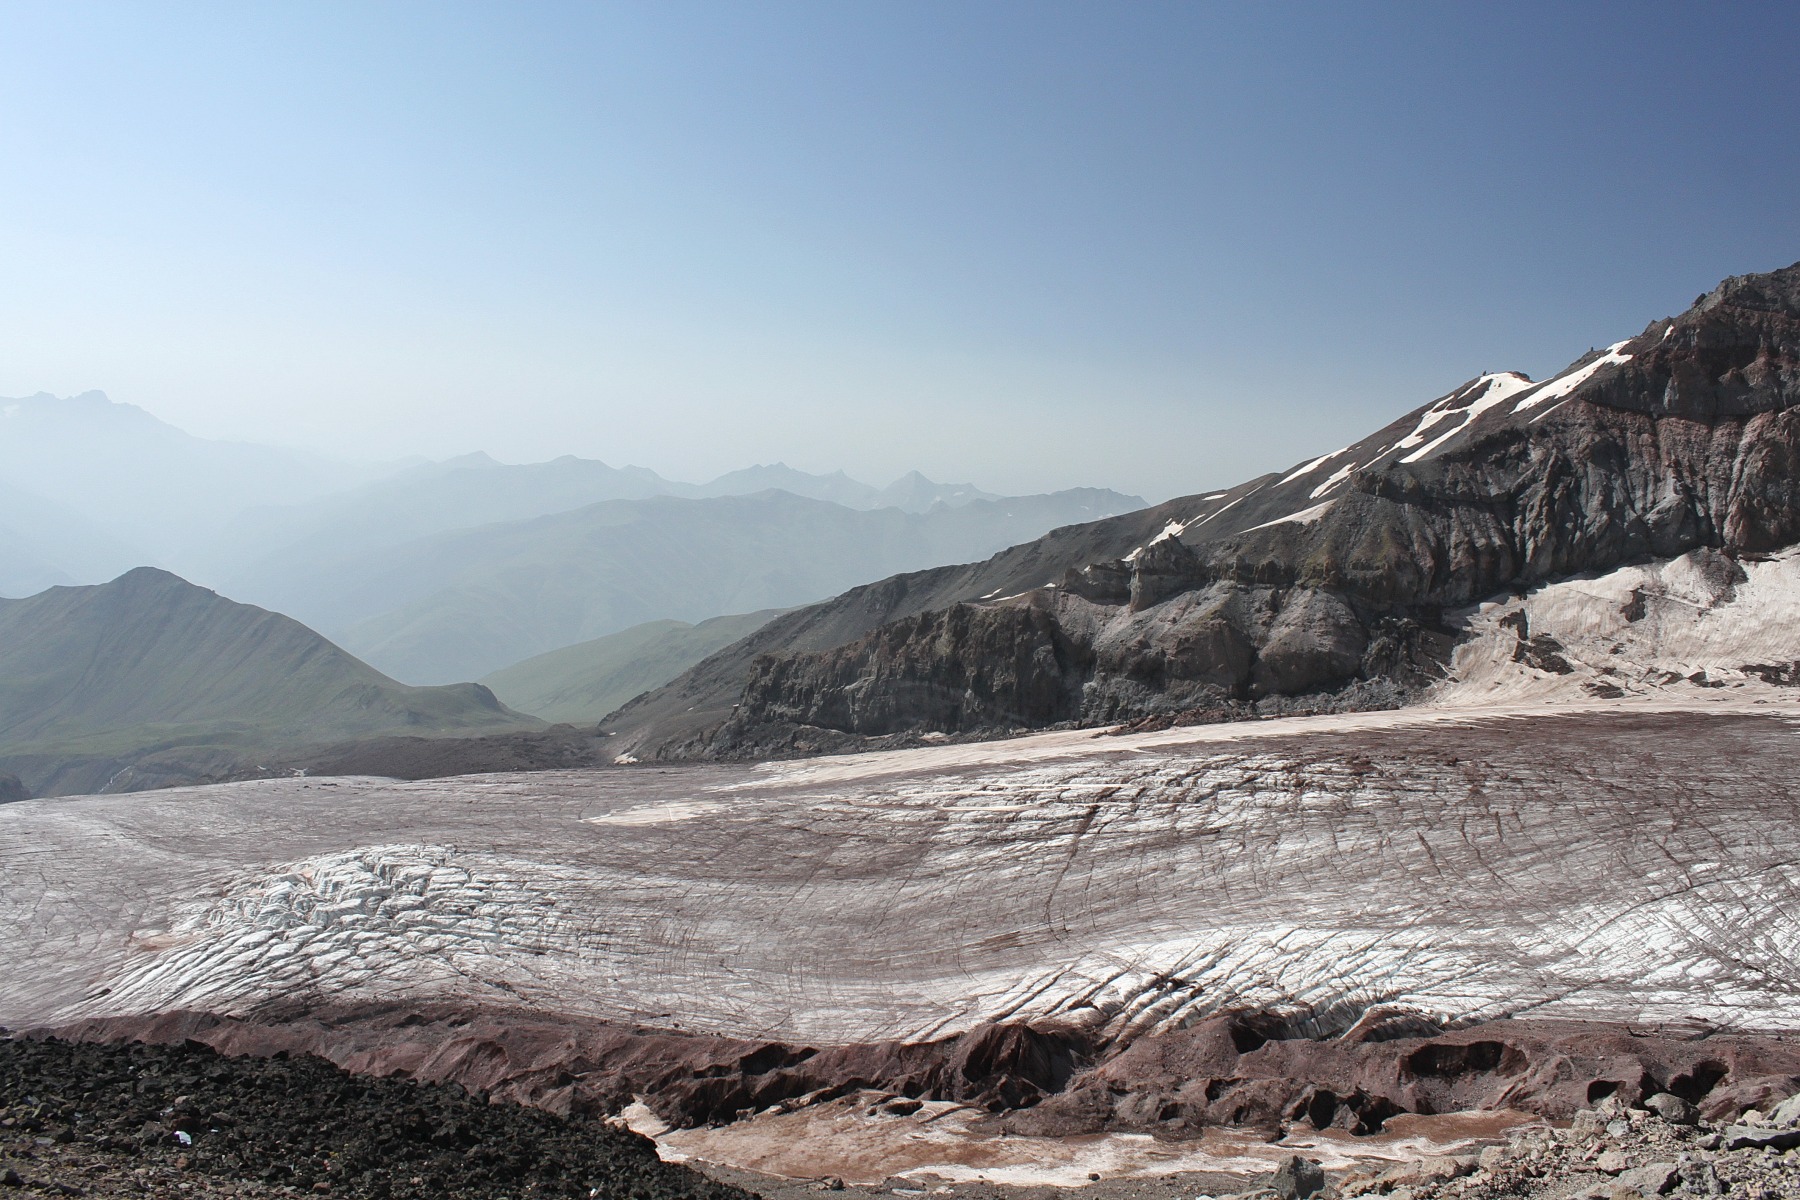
[0,1035,748,1200]
[6,1032,1800,1200]
[1314,1089,1800,1200]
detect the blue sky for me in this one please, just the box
[2,1,1797,501]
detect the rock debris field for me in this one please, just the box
[0,1034,748,1200]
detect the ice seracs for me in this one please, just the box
[6,694,1800,1045]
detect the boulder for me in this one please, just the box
[1615,1162,1679,1196]
[1269,1155,1325,1200]
[1375,1154,1477,1191]
[1642,1092,1698,1125]
[1721,1124,1800,1151]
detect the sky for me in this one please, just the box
[2,2,1799,503]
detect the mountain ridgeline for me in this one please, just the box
[606,261,1800,759]
[254,486,1148,684]
[0,569,530,797]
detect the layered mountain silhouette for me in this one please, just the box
[0,568,529,797]
[0,391,395,564]
[225,486,1146,683]
[0,479,149,598]
[605,260,1800,759]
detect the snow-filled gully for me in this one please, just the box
[5,698,1800,1045]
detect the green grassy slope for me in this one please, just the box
[0,568,535,795]
[480,609,781,725]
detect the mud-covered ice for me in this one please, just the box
[4,698,1800,1042]
[647,1092,1538,1187]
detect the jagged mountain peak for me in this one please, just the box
[606,258,1800,760]
[1694,257,1800,313]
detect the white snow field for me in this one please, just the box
[1437,547,1800,706]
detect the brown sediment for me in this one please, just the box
[30,1003,1800,1138]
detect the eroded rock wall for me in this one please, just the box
[677,262,1800,756]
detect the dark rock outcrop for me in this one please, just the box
[0,773,25,804]
[721,603,1092,741]
[609,260,1800,759]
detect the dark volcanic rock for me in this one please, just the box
[1270,1154,1326,1199]
[0,1034,747,1200]
[612,260,1800,759]
[0,773,26,804]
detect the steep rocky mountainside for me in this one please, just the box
[609,262,1800,759]
[0,567,531,796]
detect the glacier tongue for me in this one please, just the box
[5,693,1800,1043]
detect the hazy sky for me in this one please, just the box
[3,2,1798,502]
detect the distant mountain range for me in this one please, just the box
[0,391,394,568]
[0,392,1147,792]
[227,486,1144,683]
[604,260,1800,760]
[0,392,1112,593]
[11,264,1797,792]
[0,568,528,797]
[0,479,146,598]
[0,392,1145,685]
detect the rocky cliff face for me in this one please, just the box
[616,262,1800,760]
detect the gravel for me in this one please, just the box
[0,1035,754,1200]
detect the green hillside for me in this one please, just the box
[481,609,781,725]
[0,568,534,796]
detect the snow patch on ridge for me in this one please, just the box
[1243,499,1336,532]
[1513,339,1635,417]
[1308,461,1357,500]
[1121,496,1234,563]
[1393,373,1536,463]
[1278,447,1350,485]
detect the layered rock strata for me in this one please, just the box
[608,262,1800,760]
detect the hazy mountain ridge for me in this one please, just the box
[0,389,1146,790]
[0,391,402,563]
[0,567,532,797]
[607,260,1800,760]
[313,486,1145,683]
[0,389,1137,597]
[0,479,151,598]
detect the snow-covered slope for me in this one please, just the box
[1436,546,1800,707]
